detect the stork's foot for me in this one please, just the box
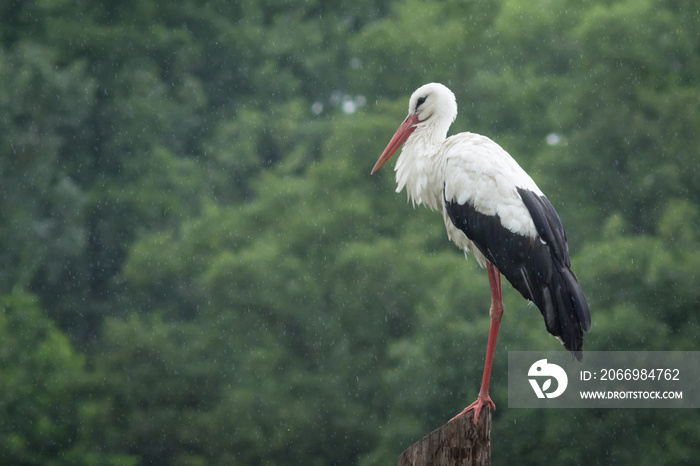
[450,395,495,425]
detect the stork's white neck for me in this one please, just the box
[394,122,449,211]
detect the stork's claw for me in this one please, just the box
[450,395,495,425]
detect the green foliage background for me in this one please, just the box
[1,0,699,464]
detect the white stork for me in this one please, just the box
[371,83,591,423]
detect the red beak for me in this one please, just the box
[371,114,419,174]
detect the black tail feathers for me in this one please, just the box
[539,266,590,360]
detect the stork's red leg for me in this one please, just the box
[451,262,503,424]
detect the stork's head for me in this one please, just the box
[372,83,458,174]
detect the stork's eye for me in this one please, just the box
[416,96,427,110]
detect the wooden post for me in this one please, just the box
[397,408,491,466]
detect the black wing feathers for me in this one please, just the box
[444,188,591,360]
[517,189,570,267]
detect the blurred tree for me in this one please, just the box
[535,0,700,236]
[1,0,699,464]
[0,289,128,465]
[0,42,94,321]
